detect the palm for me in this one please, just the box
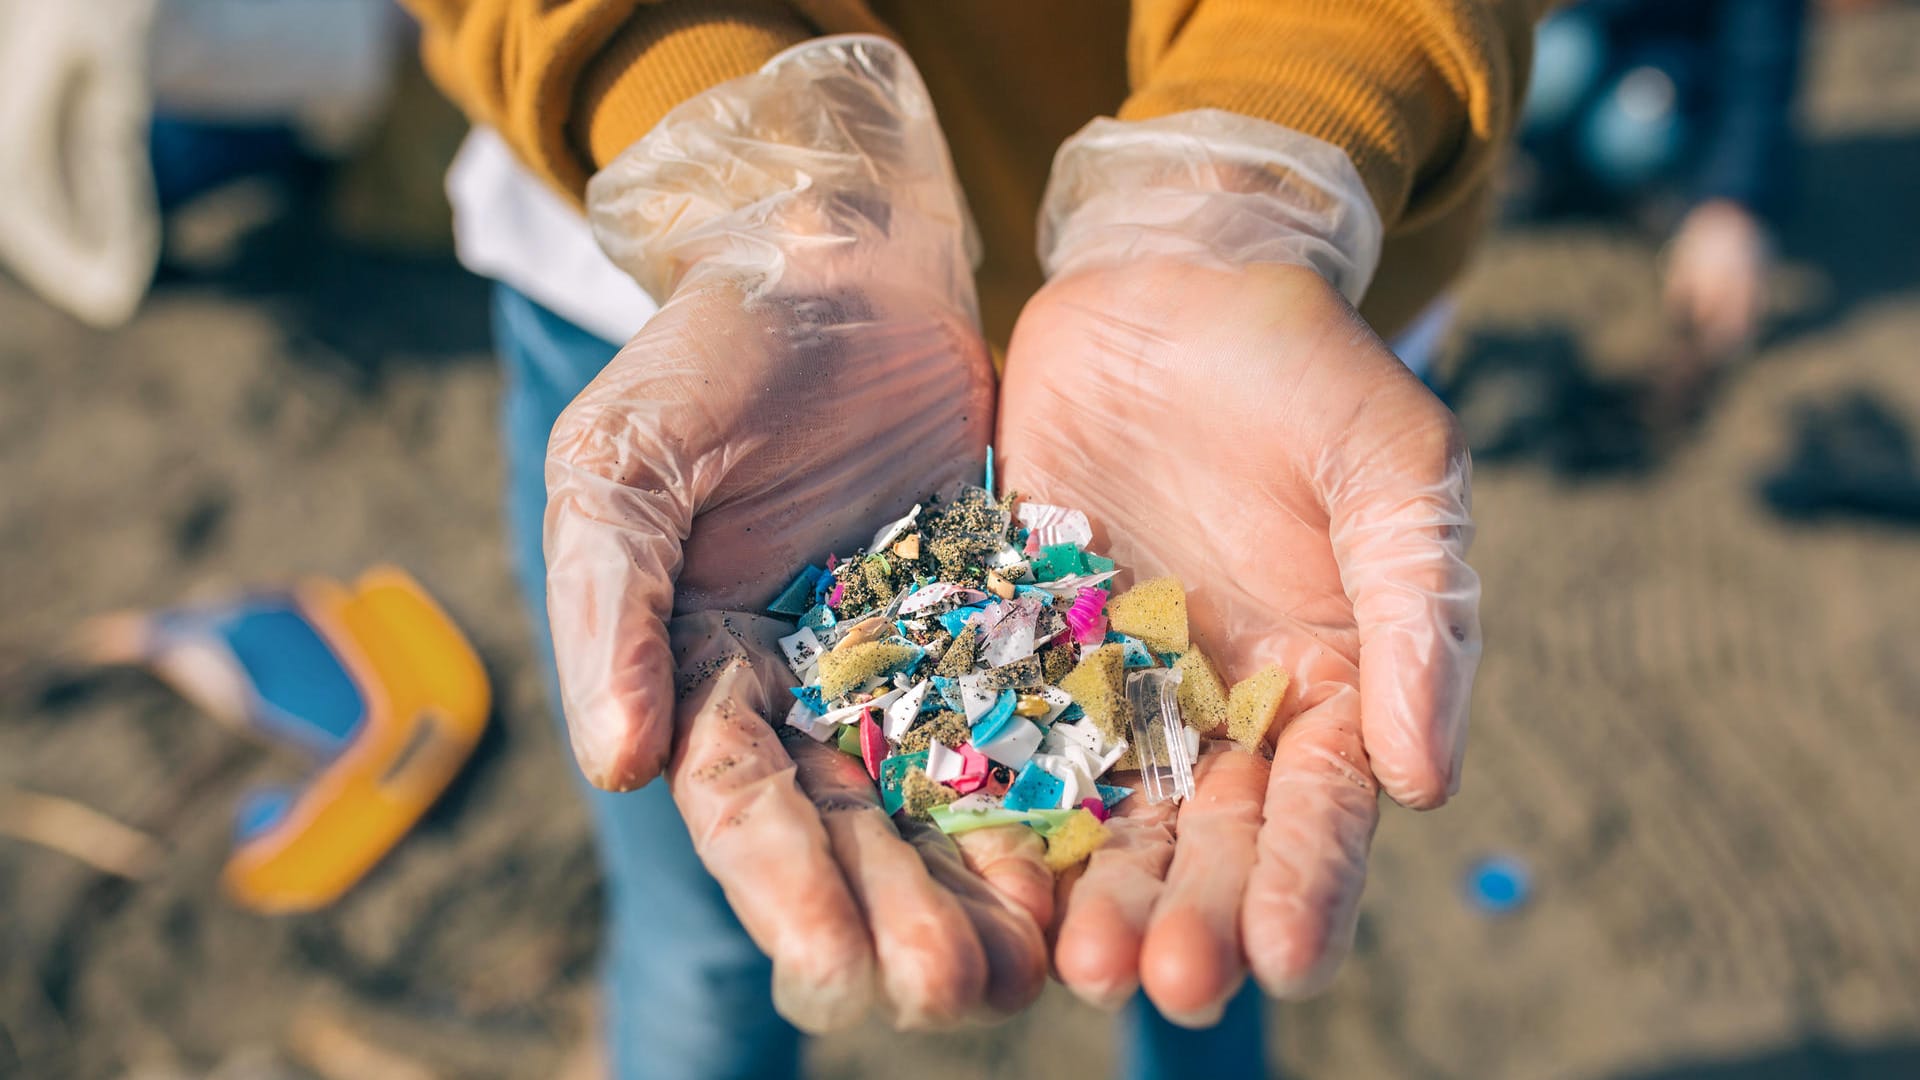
[546,278,1059,1032]
[997,259,1479,1020]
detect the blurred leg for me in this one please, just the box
[493,283,801,1080]
[1121,982,1269,1080]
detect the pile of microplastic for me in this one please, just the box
[770,474,1291,873]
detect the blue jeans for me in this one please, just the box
[492,283,1269,1079]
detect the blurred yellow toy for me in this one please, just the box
[87,567,489,912]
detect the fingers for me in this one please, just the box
[916,822,1052,1017]
[1051,785,1177,1010]
[1320,391,1482,809]
[782,734,992,1030]
[664,614,876,1032]
[1243,683,1380,998]
[1138,744,1269,1027]
[544,362,700,790]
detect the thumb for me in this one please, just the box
[1319,373,1482,809]
[543,383,701,791]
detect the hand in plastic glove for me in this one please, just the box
[996,113,1482,1024]
[1664,197,1769,358]
[546,37,1049,1031]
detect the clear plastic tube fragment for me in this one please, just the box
[1125,667,1193,803]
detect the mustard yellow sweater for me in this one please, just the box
[401,0,1550,340]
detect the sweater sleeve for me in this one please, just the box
[398,0,819,201]
[1120,0,1552,233]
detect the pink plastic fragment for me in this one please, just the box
[1065,587,1108,645]
[827,580,846,608]
[1024,530,1041,557]
[859,709,888,781]
[948,743,991,795]
[1080,796,1110,822]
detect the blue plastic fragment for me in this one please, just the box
[1112,634,1155,669]
[1004,760,1065,812]
[984,445,995,498]
[970,690,1017,745]
[1013,584,1052,602]
[769,566,823,616]
[931,676,964,713]
[1056,703,1085,724]
[938,605,987,637]
[799,604,837,634]
[1096,783,1134,811]
[790,686,826,714]
[1464,855,1532,915]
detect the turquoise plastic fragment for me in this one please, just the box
[1112,634,1155,669]
[1083,553,1116,574]
[1056,703,1084,724]
[769,566,824,616]
[880,750,930,816]
[799,605,837,633]
[984,445,995,497]
[1032,543,1088,582]
[1004,760,1065,812]
[1096,783,1134,811]
[969,690,1017,745]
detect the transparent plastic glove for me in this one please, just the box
[548,36,1047,1030]
[1000,113,1481,1022]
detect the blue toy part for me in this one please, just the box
[208,600,365,757]
[233,785,297,842]
[1004,761,1066,812]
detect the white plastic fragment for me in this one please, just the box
[867,503,921,552]
[947,792,1001,813]
[777,626,824,682]
[977,595,1042,668]
[925,740,963,783]
[1184,725,1202,761]
[975,717,1043,768]
[815,685,905,727]
[1017,502,1094,549]
[958,674,1000,723]
[785,699,836,742]
[1031,570,1120,597]
[1037,686,1074,725]
[884,679,931,740]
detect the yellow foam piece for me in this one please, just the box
[1227,665,1292,750]
[817,641,918,701]
[1044,808,1111,872]
[1106,577,1189,654]
[1175,650,1230,736]
[1058,643,1128,744]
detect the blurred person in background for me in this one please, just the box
[411,2,1532,1078]
[1512,0,1811,361]
[0,0,407,328]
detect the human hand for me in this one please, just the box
[545,37,1049,1031]
[1665,198,1770,357]
[999,114,1481,1024]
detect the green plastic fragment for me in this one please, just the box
[836,723,862,757]
[926,804,1079,836]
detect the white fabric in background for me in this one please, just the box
[446,128,657,346]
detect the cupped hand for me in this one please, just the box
[541,35,1053,1033]
[997,258,1482,1023]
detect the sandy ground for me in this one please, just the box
[5,9,1920,1080]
